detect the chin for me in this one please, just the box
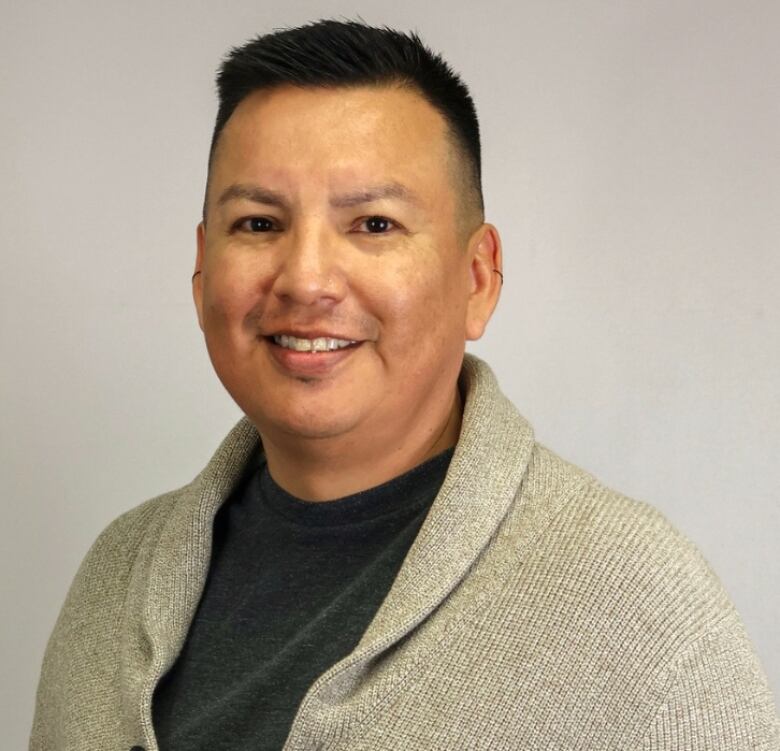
[251,403,365,442]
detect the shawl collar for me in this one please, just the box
[133,353,535,748]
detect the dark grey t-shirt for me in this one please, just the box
[152,447,453,751]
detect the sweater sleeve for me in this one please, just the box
[642,616,780,750]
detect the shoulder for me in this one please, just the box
[516,443,780,747]
[38,415,260,665]
[517,440,745,670]
[56,417,260,609]
[63,487,181,604]
[523,442,693,541]
[38,484,185,662]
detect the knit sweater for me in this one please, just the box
[30,354,780,750]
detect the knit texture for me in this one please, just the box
[152,447,453,749]
[29,354,780,750]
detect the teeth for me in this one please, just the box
[273,334,357,352]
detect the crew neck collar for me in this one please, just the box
[257,447,455,528]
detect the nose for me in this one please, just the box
[270,222,348,308]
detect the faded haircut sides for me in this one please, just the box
[203,19,483,224]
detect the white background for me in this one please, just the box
[2,1,778,745]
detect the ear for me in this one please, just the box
[465,223,502,341]
[193,222,205,332]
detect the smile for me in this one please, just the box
[266,333,363,378]
[272,334,358,352]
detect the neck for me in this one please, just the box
[259,384,463,502]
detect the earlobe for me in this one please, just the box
[193,222,205,332]
[465,224,503,341]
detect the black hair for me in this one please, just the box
[205,19,483,219]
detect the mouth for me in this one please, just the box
[264,332,364,377]
[268,333,361,353]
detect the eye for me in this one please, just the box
[354,216,398,234]
[234,216,279,233]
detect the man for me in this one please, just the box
[30,19,779,751]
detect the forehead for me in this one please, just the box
[210,84,457,193]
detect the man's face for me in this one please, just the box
[195,84,498,447]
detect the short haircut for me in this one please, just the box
[205,19,483,221]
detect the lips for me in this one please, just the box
[265,334,363,377]
[272,334,357,352]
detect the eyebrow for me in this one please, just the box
[217,184,288,209]
[216,181,421,211]
[330,182,420,208]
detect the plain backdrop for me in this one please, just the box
[2,0,778,745]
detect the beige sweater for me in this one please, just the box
[30,354,779,750]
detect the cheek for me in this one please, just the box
[204,282,241,330]
[202,284,259,363]
[202,253,267,333]
[373,252,468,349]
